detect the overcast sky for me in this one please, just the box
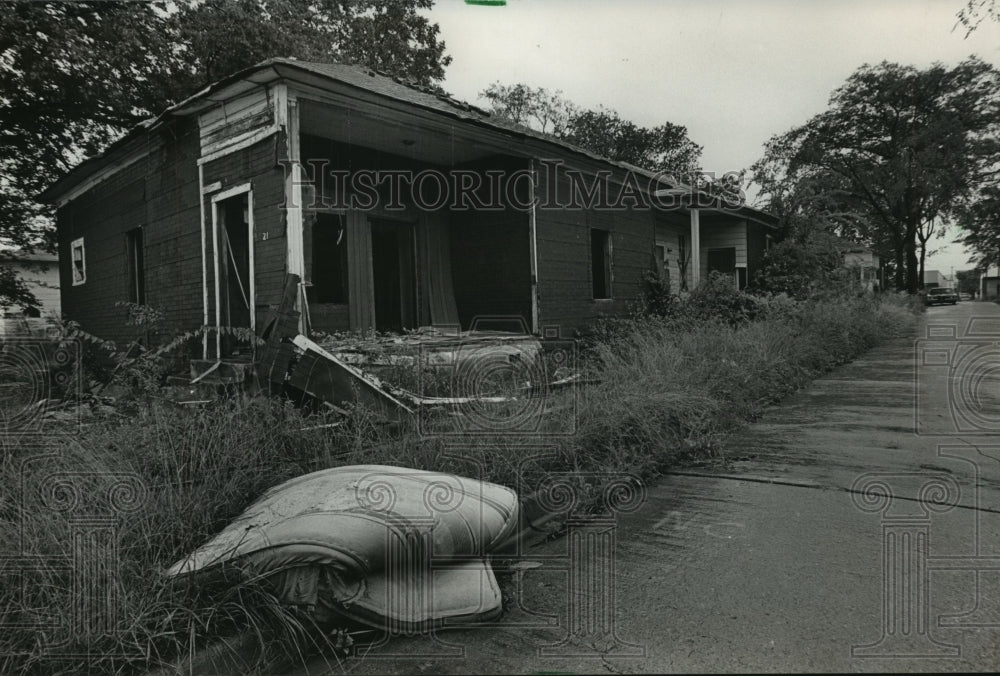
[428,0,1000,276]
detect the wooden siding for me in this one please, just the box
[199,87,277,156]
[202,133,289,332]
[57,121,203,342]
[534,169,656,335]
[700,218,747,276]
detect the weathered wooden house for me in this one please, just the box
[41,58,778,357]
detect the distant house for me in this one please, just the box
[923,270,953,290]
[834,239,880,291]
[0,251,61,317]
[979,265,1000,300]
[39,58,778,357]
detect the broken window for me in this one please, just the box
[591,228,612,299]
[71,237,86,286]
[126,227,145,304]
[310,213,349,304]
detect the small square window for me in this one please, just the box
[71,237,86,286]
[126,228,145,304]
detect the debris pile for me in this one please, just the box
[252,275,565,422]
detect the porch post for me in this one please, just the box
[284,94,307,333]
[690,208,701,288]
[529,160,540,335]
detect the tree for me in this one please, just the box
[479,85,703,178]
[479,83,578,135]
[956,269,980,296]
[751,228,847,299]
[0,0,452,310]
[957,0,1000,35]
[752,59,1000,293]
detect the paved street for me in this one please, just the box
[297,300,1000,674]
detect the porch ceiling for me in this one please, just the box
[299,100,497,167]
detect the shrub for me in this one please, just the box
[752,230,851,299]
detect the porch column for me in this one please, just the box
[690,208,701,288]
[284,95,306,333]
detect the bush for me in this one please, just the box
[569,291,914,479]
[752,230,851,299]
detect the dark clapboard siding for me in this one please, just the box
[56,122,289,343]
[533,169,655,336]
[57,120,202,342]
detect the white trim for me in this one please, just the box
[273,83,288,127]
[690,209,701,288]
[53,146,152,208]
[210,182,255,355]
[211,190,221,358]
[284,93,307,333]
[247,190,256,333]
[529,160,540,334]
[213,181,254,203]
[198,164,209,359]
[196,125,279,167]
[735,264,748,290]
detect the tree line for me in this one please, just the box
[4,0,1000,310]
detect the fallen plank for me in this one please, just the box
[256,274,301,393]
[288,335,415,419]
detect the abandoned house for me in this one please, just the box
[40,58,779,358]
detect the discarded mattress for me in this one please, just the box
[166,465,520,630]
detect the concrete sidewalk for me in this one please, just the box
[293,301,1000,674]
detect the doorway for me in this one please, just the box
[213,186,254,357]
[370,218,417,332]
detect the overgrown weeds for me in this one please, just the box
[0,284,917,674]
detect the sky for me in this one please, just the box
[427,0,1000,278]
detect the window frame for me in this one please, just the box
[71,237,86,286]
[125,227,146,304]
[590,228,613,300]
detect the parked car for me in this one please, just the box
[925,287,959,306]
[960,292,973,301]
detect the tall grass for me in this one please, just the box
[0,290,915,674]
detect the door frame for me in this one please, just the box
[211,182,255,357]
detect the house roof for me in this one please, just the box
[40,57,778,225]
